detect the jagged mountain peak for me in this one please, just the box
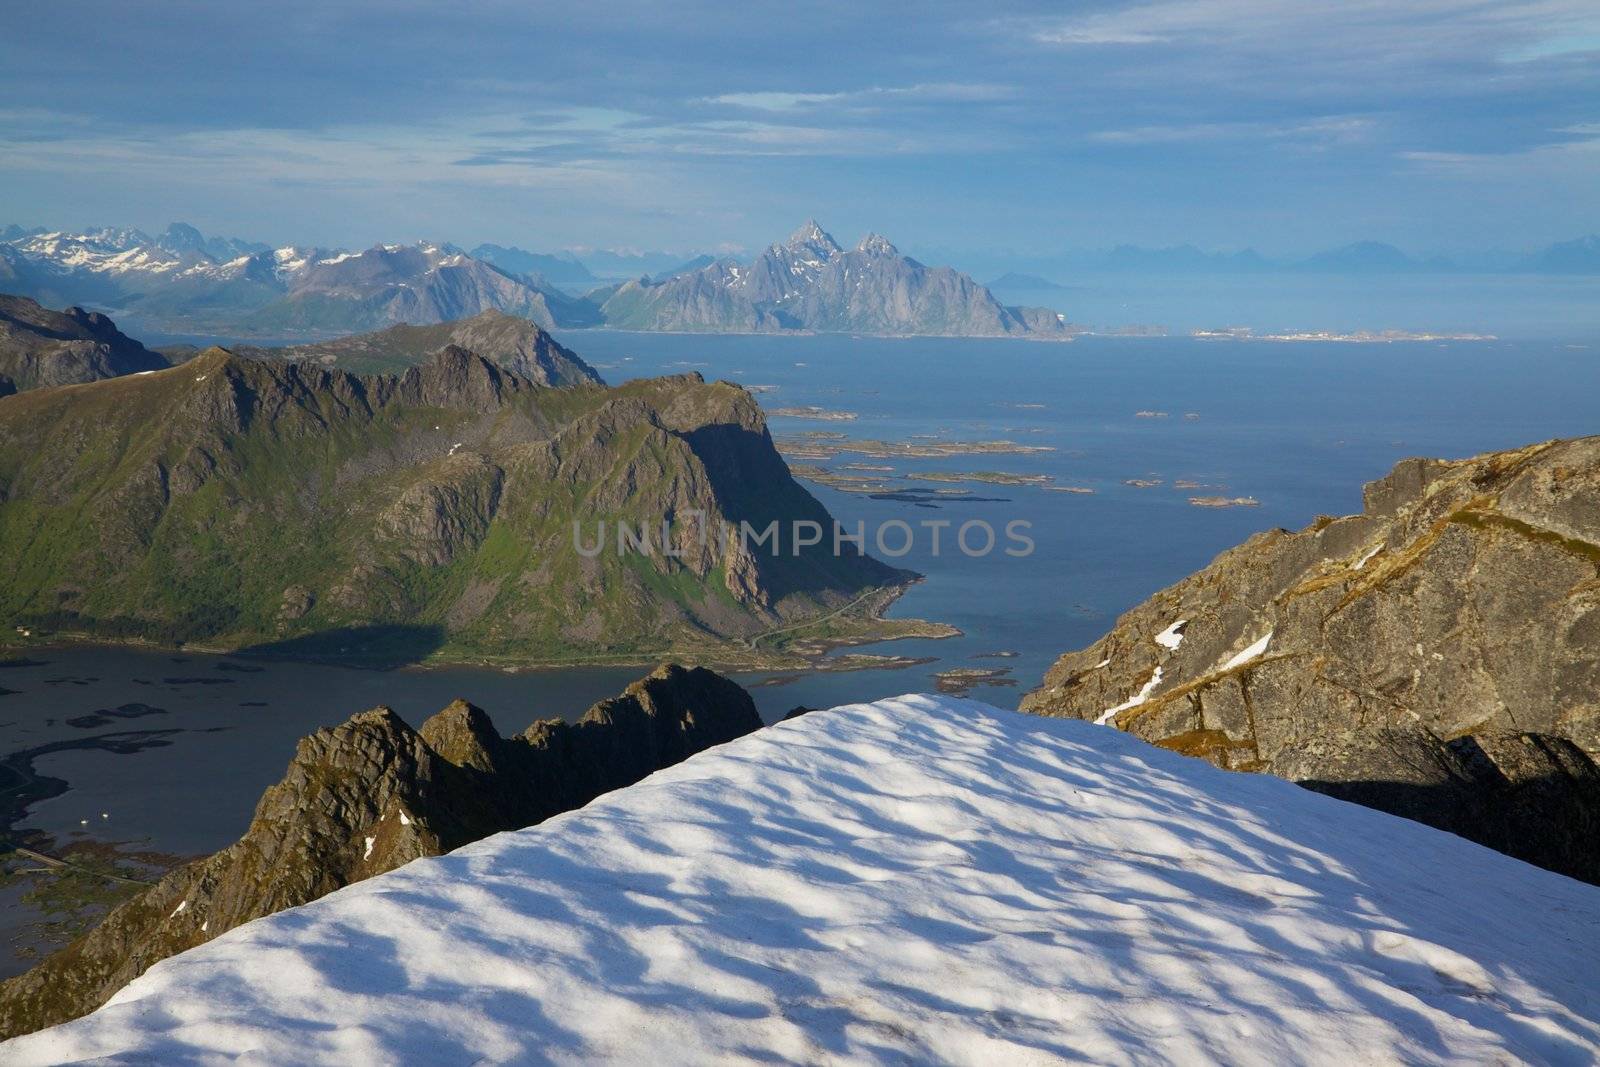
[157,222,207,255]
[783,219,841,256]
[854,232,898,257]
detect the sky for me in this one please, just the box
[2,1,1597,263]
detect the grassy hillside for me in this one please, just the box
[0,348,915,666]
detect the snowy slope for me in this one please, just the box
[7,696,1600,1065]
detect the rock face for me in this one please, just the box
[1022,437,1600,881]
[0,346,910,664]
[599,220,1072,338]
[233,309,603,385]
[0,295,168,392]
[0,665,763,1039]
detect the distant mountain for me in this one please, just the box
[237,242,572,336]
[0,225,589,338]
[987,272,1066,291]
[1100,244,1272,273]
[1292,241,1423,273]
[1528,234,1600,274]
[576,248,713,282]
[0,293,167,393]
[234,309,603,385]
[154,221,271,263]
[651,254,717,282]
[600,221,1071,338]
[469,244,597,288]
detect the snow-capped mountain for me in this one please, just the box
[0,224,580,337]
[6,695,1597,1064]
[599,220,1073,337]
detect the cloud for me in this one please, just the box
[1090,116,1375,146]
[1,1,1596,253]
[708,92,844,110]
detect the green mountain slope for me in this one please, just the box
[0,347,915,666]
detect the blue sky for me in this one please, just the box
[2,1,1596,261]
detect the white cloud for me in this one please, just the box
[709,91,844,110]
[1090,116,1374,146]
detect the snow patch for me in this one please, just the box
[12,696,1600,1066]
[1223,631,1273,671]
[168,901,187,919]
[1154,618,1187,650]
[1353,544,1383,570]
[1097,665,1162,724]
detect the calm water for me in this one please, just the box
[3,332,1598,875]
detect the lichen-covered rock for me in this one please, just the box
[1022,436,1600,880]
[0,665,762,1040]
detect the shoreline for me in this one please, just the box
[0,585,959,678]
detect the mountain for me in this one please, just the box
[234,242,571,336]
[0,294,168,393]
[599,221,1072,337]
[233,309,603,384]
[0,664,763,1039]
[986,271,1067,290]
[8,695,1599,1063]
[153,221,270,263]
[0,225,588,337]
[651,253,717,281]
[574,247,713,282]
[0,347,912,665]
[1528,234,1600,274]
[1293,241,1423,273]
[1106,244,1271,273]
[1022,436,1600,883]
[468,243,597,288]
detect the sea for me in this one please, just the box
[2,281,1598,972]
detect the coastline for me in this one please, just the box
[0,583,959,677]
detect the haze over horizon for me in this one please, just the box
[3,2,1598,264]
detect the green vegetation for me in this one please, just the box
[0,351,922,668]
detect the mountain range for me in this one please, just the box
[982,235,1600,285]
[1,221,1070,340]
[0,224,592,339]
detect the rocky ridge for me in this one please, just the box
[0,665,763,1039]
[229,308,603,385]
[1022,436,1600,881]
[0,294,167,393]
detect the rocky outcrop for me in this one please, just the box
[0,294,167,392]
[1023,437,1600,881]
[0,665,763,1039]
[599,221,1072,338]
